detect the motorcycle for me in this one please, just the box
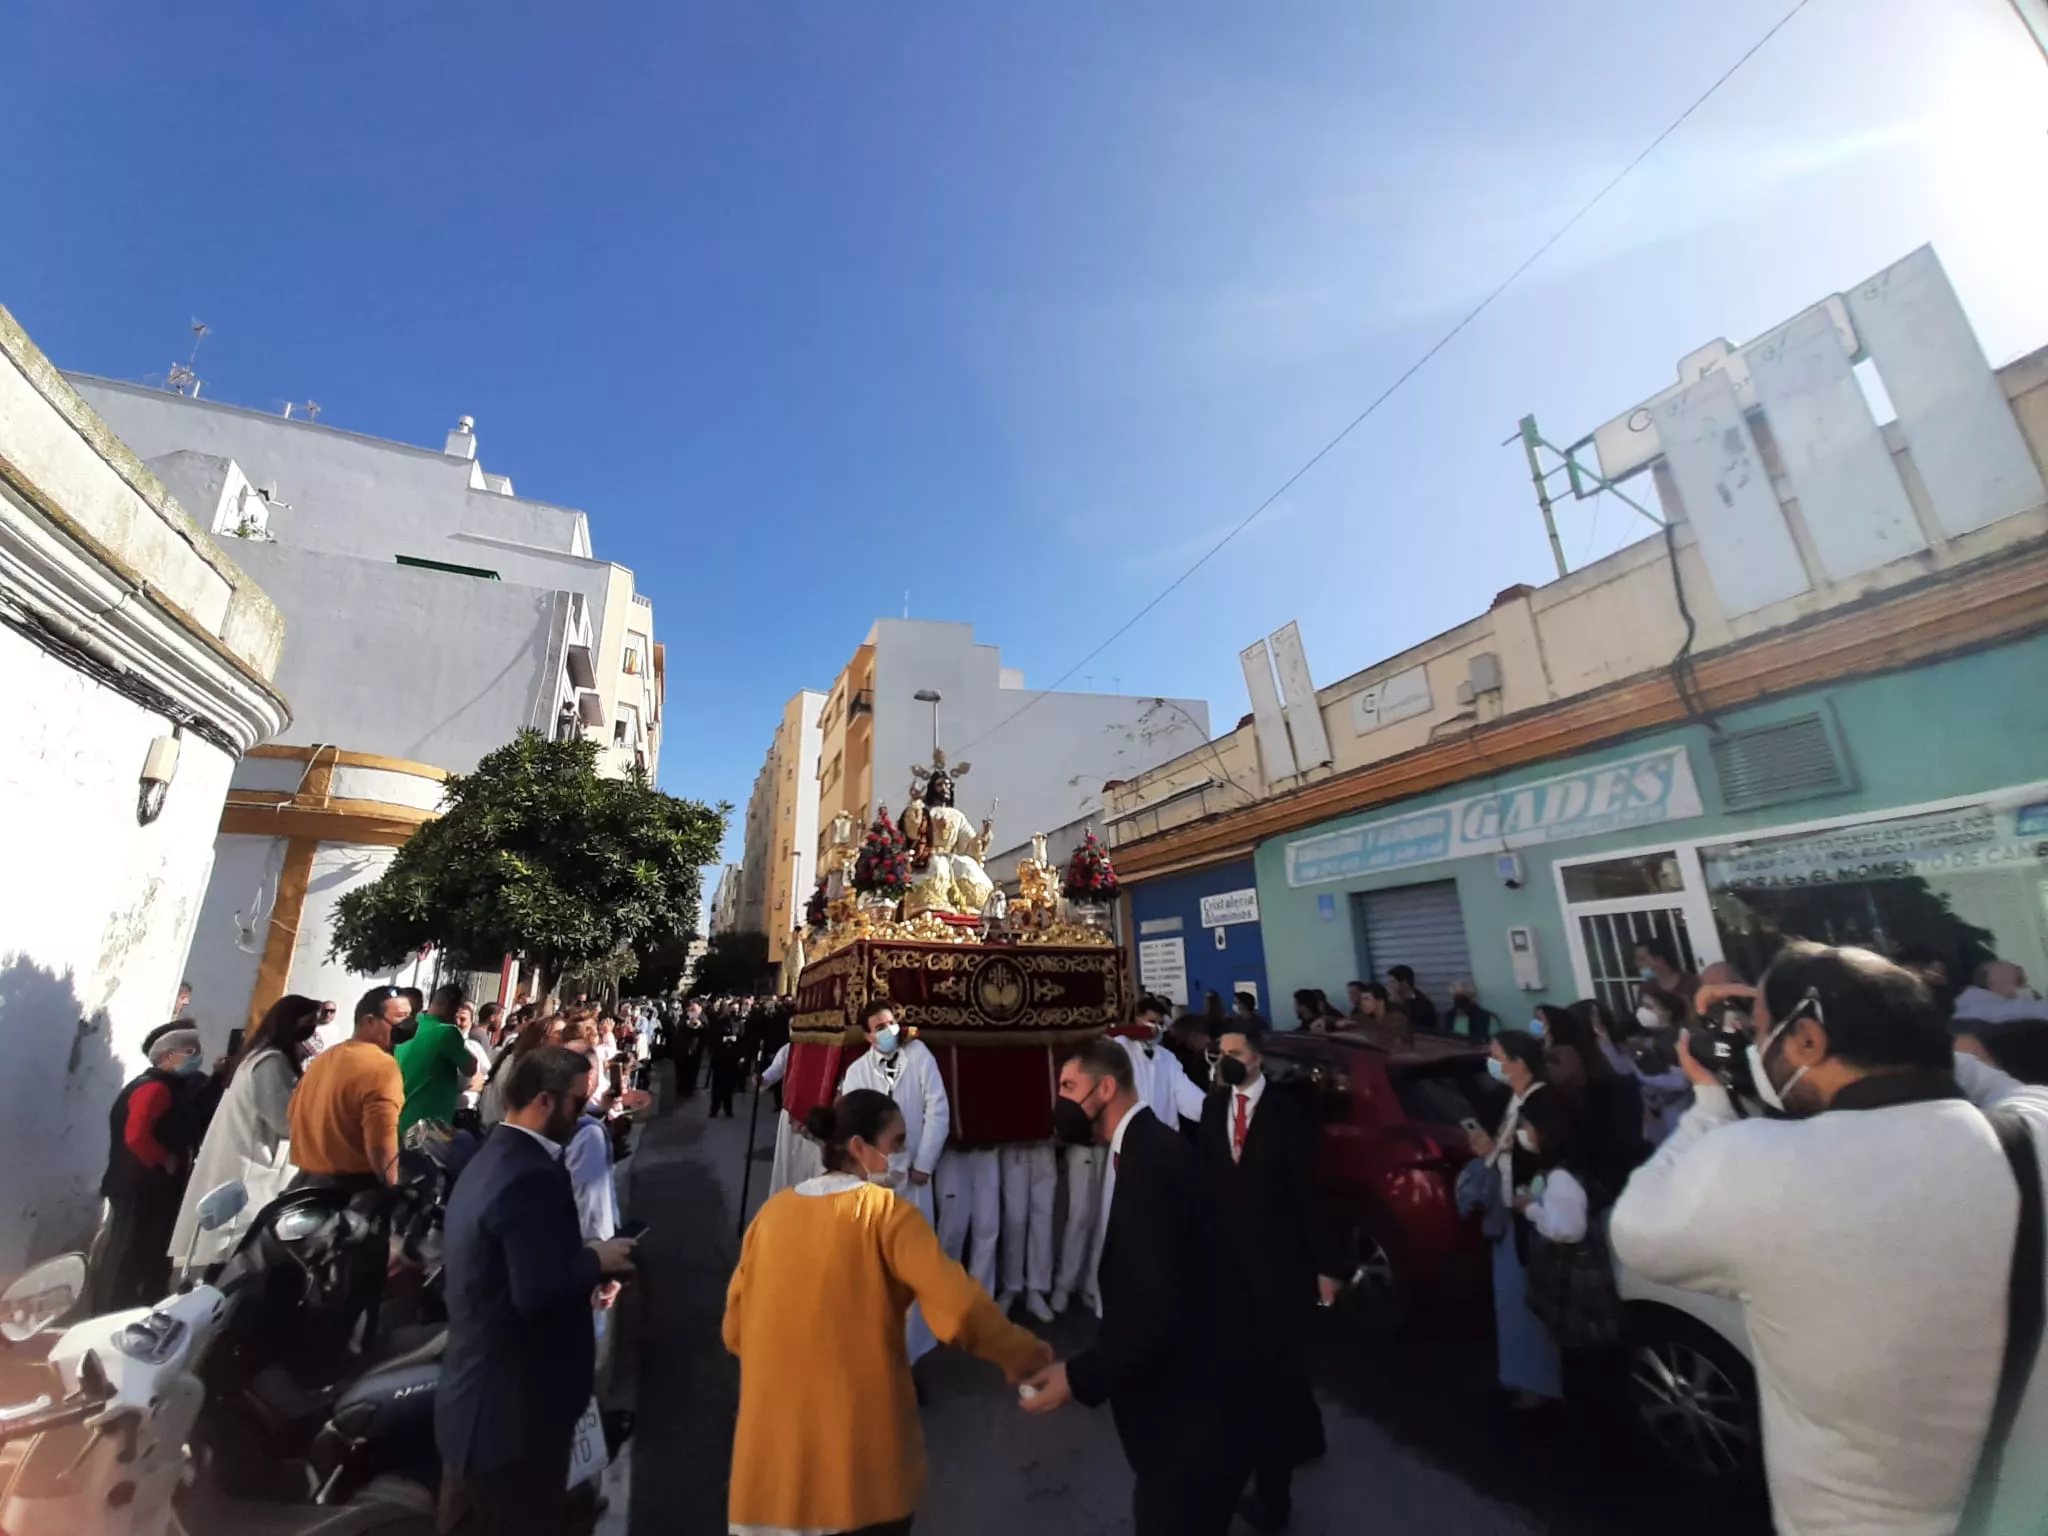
[0,1180,442,1536]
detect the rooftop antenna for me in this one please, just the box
[278,399,322,421]
[165,319,210,398]
[1507,412,1663,579]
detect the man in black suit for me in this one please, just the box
[1204,1021,1346,1532]
[436,1046,637,1536]
[1022,1039,1241,1535]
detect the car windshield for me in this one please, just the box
[1393,1061,1507,1131]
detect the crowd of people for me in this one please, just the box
[724,938,2048,1536]
[87,977,665,1535]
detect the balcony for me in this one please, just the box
[849,688,874,726]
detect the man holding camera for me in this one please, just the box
[1611,941,2048,1535]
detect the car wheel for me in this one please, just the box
[1339,1218,1410,1331]
[1624,1306,1760,1481]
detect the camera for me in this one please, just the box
[1685,995,1757,1096]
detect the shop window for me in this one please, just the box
[1710,711,1853,813]
[1560,852,1688,903]
[1702,797,2048,986]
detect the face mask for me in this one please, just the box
[867,1149,909,1190]
[1052,1092,1097,1147]
[1486,1057,1509,1084]
[1217,1056,1251,1089]
[1636,1005,1665,1032]
[1515,1126,1538,1153]
[1746,1021,1811,1116]
[1528,1017,1546,1038]
[872,1024,901,1057]
[175,1054,207,1077]
[1639,967,1657,981]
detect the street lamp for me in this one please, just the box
[913,689,942,755]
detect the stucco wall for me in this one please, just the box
[0,621,239,1270]
[225,544,559,773]
[1253,631,2048,1024]
[867,619,1210,852]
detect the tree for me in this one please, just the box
[690,930,772,997]
[330,731,728,982]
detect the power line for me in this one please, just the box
[959,0,1813,756]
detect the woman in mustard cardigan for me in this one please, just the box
[724,1089,1051,1535]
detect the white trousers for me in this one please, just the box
[998,1142,1056,1296]
[1056,1142,1106,1303]
[935,1146,1000,1296]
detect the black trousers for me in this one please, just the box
[710,1068,738,1117]
[91,1187,179,1313]
[1242,1364,1323,1516]
[1132,1467,1240,1536]
[437,1458,579,1536]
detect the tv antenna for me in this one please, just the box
[165,319,210,398]
[279,400,322,421]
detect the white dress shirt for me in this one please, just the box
[1227,1072,1268,1160]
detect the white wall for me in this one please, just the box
[791,692,825,927]
[868,619,1210,849]
[0,622,237,1270]
[293,841,410,1032]
[183,834,276,1055]
[226,543,561,774]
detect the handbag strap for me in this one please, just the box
[1961,1105,2045,1536]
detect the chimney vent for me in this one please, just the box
[443,416,478,461]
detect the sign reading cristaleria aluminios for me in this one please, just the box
[1284,745,1704,888]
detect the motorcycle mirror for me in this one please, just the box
[195,1181,249,1233]
[0,1254,88,1342]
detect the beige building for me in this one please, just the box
[1108,245,2048,871]
[739,690,826,964]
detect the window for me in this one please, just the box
[395,554,500,580]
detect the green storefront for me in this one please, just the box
[1256,630,2048,1027]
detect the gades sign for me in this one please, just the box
[1285,746,1703,888]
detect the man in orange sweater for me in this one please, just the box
[290,985,410,1191]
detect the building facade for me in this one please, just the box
[737,690,826,964]
[1108,246,2048,1028]
[0,309,289,1271]
[709,863,744,936]
[810,618,1211,888]
[68,378,662,1035]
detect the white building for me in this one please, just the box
[0,309,289,1272]
[68,378,663,1042]
[810,618,1212,898]
[708,863,743,936]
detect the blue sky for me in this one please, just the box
[6,1,2045,879]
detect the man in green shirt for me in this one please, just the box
[396,984,480,1132]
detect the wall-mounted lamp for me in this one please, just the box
[138,728,182,825]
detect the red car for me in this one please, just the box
[1259,1030,1504,1325]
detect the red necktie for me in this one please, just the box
[1232,1093,1249,1162]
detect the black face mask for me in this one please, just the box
[1217,1055,1251,1089]
[1052,1092,1097,1147]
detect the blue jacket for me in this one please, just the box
[435,1124,601,1476]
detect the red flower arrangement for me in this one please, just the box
[852,806,912,898]
[804,878,830,930]
[1063,829,1120,902]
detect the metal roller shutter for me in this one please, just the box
[1356,881,1473,1006]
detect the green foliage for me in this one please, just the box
[690,930,772,997]
[329,731,728,976]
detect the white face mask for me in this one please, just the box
[872,1023,901,1057]
[1636,1005,1665,1032]
[1515,1126,1538,1153]
[868,1149,910,1189]
[1746,1009,1813,1115]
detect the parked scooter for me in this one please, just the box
[0,1183,438,1536]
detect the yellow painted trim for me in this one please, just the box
[247,744,450,781]
[249,837,317,1034]
[220,801,432,848]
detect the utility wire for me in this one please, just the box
[959,0,1813,756]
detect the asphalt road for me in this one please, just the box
[623,1082,1773,1536]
